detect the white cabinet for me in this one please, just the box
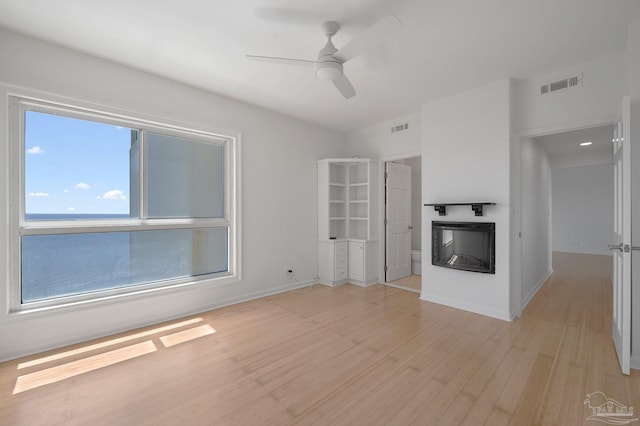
[318,240,349,285]
[348,241,364,281]
[318,158,377,287]
[348,241,377,284]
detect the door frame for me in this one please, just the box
[377,152,421,286]
[514,115,616,318]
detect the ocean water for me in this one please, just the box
[22,214,228,303]
[26,214,132,221]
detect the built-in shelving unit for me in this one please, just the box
[318,158,377,287]
[319,159,376,241]
[424,202,496,217]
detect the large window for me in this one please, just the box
[10,97,238,309]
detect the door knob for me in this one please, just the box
[608,243,623,251]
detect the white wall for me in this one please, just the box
[551,165,613,255]
[345,112,421,160]
[421,79,512,320]
[513,51,626,134]
[520,139,553,306]
[0,28,345,361]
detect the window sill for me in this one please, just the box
[6,272,239,321]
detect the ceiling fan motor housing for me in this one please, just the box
[316,40,343,80]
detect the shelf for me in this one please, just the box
[319,158,375,242]
[424,202,496,217]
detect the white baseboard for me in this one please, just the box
[419,293,512,321]
[189,279,316,316]
[349,278,379,288]
[521,269,553,311]
[315,278,345,287]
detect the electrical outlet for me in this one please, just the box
[286,269,294,281]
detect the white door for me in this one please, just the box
[610,97,631,375]
[385,162,412,282]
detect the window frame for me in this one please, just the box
[8,95,240,313]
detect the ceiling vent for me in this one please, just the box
[540,73,582,95]
[391,123,409,133]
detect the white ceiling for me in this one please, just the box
[533,125,614,159]
[0,0,633,132]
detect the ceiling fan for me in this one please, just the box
[246,14,401,99]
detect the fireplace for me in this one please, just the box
[432,221,495,274]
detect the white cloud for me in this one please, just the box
[64,189,70,193]
[102,189,126,200]
[28,192,49,197]
[27,146,44,154]
[67,207,75,212]
[75,182,91,190]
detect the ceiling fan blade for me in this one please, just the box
[246,55,316,67]
[332,74,356,99]
[334,14,401,63]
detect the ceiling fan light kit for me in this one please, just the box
[316,61,342,81]
[247,15,401,100]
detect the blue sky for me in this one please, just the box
[24,111,132,215]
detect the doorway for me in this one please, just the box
[521,124,614,307]
[384,156,422,293]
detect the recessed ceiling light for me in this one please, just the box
[579,141,592,146]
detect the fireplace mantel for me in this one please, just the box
[424,202,496,217]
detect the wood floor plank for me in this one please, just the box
[460,346,525,426]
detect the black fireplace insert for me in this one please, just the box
[432,221,495,274]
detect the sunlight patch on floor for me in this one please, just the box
[160,324,216,348]
[13,341,157,394]
[18,317,204,370]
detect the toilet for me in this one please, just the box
[411,250,422,275]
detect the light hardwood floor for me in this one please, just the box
[1,252,638,425]
[388,274,422,293]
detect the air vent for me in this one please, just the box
[540,73,582,95]
[391,123,409,133]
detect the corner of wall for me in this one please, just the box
[344,111,422,160]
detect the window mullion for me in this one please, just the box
[19,219,230,236]
[140,129,147,220]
